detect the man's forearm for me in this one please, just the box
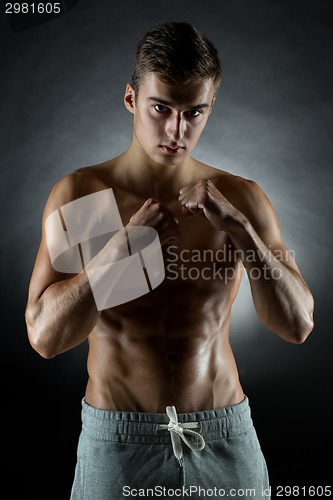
[27,271,99,358]
[226,214,314,343]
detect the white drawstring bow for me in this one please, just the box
[157,406,205,465]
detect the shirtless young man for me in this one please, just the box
[25,22,314,500]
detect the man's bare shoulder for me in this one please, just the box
[193,159,274,230]
[45,159,120,212]
[192,159,259,195]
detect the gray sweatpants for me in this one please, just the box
[70,396,270,499]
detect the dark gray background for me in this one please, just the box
[1,0,332,498]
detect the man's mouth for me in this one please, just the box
[160,145,184,155]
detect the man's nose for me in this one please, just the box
[166,113,185,142]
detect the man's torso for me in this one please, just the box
[71,155,247,413]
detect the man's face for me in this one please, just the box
[125,72,216,166]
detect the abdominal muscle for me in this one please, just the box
[84,288,244,413]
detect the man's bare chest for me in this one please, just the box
[111,185,240,286]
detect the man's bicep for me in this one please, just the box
[27,240,76,305]
[244,181,302,275]
[27,174,82,306]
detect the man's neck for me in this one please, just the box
[117,142,196,200]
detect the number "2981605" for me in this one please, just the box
[5,3,61,14]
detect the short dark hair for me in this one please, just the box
[131,22,222,95]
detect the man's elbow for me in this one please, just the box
[289,310,315,344]
[27,326,57,359]
[29,333,57,359]
[25,305,57,359]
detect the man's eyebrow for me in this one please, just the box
[147,97,210,109]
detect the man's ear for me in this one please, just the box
[209,96,216,114]
[124,83,136,114]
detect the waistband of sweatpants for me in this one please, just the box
[80,396,253,444]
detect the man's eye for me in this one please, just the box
[187,109,201,117]
[154,105,168,113]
